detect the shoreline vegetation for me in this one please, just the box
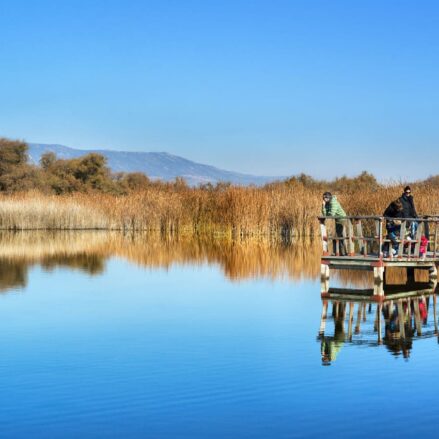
[0,137,438,236]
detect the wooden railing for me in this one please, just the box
[318,215,439,260]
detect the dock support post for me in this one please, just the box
[373,266,385,298]
[429,264,438,281]
[321,263,330,280]
[320,264,330,295]
[373,266,384,284]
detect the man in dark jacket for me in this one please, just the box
[383,199,404,255]
[399,186,417,219]
[399,186,418,238]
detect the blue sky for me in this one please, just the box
[0,0,438,179]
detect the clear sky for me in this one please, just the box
[0,0,438,179]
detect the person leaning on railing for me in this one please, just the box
[321,192,347,256]
[383,199,404,256]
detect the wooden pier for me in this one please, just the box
[319,215,439,300]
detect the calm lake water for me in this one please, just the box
[1,232,439,438]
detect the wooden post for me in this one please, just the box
[413,299,422,336]
[434,294,438,335]
[355,303,362,334]
[348,302,354,340]
[429,264,438,281]
[414,221,423,258]
[374,281,384,297]
[378,218,383,259]
[347,220,355,256]
[374,266,384,284]
[356,220,365,255]
[377,303,383,345]
[320,221,328,254]
[319,301,328,335]
[397,300,406,339]
[321,264,330,280]
[398,222,407,258]
[434,220,438,256]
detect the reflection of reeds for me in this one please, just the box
[0,232,429,288]
[0,231,110,260]
[0,231,323,282]
[106,234,322,281]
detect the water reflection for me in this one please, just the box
[319,283,439,364]
[0,231,414,293]
[0,231,326,292]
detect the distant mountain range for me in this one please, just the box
[27,143,283,186]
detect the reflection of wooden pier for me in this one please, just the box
[319,285,439,363]
[319,216,439,300]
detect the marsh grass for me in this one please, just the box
[0,183,437,236]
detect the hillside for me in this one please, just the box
[28,143,281,186]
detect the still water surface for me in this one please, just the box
[1,232,439,438]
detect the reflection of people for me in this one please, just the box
[382,302,413,359]
[321,192,347,256]
[321,302,346,365]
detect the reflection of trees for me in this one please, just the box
[0,259,27,292]
[41,254,105,275]
[0,254,106,293]
[0,232,110,292]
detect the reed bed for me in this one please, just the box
[0,183,437,236]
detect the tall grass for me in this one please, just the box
[0,183,437,236]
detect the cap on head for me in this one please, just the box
[404,185,411,192]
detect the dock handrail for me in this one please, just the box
[318,215,439,261]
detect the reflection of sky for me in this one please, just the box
[1,259,439,438]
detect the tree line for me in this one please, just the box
[0,137,437,195]
[0,137,154,194]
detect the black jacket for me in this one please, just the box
[399,194,417,219]
[383,201,404,219]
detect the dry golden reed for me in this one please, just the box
[0,183,437,236]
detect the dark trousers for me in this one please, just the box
[333,222,346,255]
[386,224,401,252]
